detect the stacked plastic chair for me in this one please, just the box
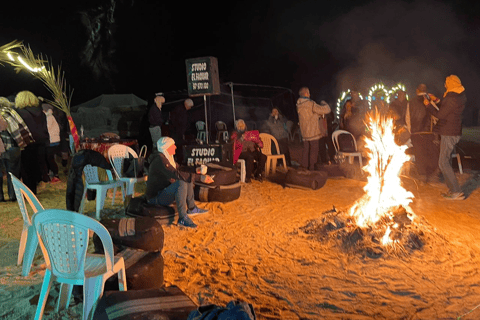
[9,172,44,277]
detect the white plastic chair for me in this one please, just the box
[452,146,463,174]
[215,121,229,142]
[9,173,44,277]
[108,144,148,198]
[79,165,125,220]
[32,208,127,320]
[259,133,287,176]
[332,130,363,168]
[196,121,206,142]
[236,159,246,183]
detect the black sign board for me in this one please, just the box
[183,143,233,167]
[185,57,220,97]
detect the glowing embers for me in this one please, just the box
[299,111,422,258]
[349,110,415,234]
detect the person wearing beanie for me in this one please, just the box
[423,75,467,200]
[145,136,214,228]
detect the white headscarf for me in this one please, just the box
[157,137,177,168]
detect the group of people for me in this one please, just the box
[338,75,467,200]
[0,91,69,199]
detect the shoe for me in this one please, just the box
[441,192,465,200]
[50,177,61,183]
[178,216,197,228]
[254,173,264,182]
[187,206,209,216]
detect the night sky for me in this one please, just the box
[1,0,479,124]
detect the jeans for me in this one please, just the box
[147,180,195,219]
[438,135,461,193]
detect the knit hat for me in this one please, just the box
[157,137,176,168]
[444,75,465,97]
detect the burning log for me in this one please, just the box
[299,111,443,258]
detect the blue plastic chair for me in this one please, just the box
[32,208,127,320]
[9,172,44,277]
[78,165,125,220]
[108,144,148,198]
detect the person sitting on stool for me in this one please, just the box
[145,137,214,228]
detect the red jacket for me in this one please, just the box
[230,130,263,164]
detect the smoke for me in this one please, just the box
[318,0,480,124]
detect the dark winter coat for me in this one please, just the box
[409,95,430,134]
[426,92,466,136]
[145,152,200,200]
[16,106,49,144]
[66,149,113,212]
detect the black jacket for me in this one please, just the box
[426,92,466,136]
[145,152,200,200]
[66,149,113,212]
[16,106,49,144]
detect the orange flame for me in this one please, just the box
[350,111,415,238]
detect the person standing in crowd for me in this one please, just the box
[15,91,49,194]
[169,98,194,161]
[408,84,441,183]
[42,103,62,183]
[0,97,33,200]
[0,113,20,201]
[389,90,408,127]
[261,107,291,167]
[318,107,336,165]
[148,93,165,150]
[145,137,213,229]
[231,119,267,183]
[423,75,466,200]
[296,87,331,171]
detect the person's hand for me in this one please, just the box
[201,175,214,184]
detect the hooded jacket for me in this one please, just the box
[296,98,331,141]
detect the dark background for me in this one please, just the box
[0,0,479,125]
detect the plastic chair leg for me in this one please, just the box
[17,226,28,265]
[79,189,88,214]
[34,269,54,320]
[83,275,105,320]
[456,154,463,174]
[56,283,74,311]
[21,226,39,276]
[117,261,127,291]
[96,189,108,220]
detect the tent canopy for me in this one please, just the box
[71,94,147,113]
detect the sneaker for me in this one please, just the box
[178,216,197,228]
[187,206,209,216]
[441,192,465,200]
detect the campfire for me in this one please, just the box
[349,110,415,245]
[300,110,431,258]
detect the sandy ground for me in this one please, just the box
[1,128,480,320]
